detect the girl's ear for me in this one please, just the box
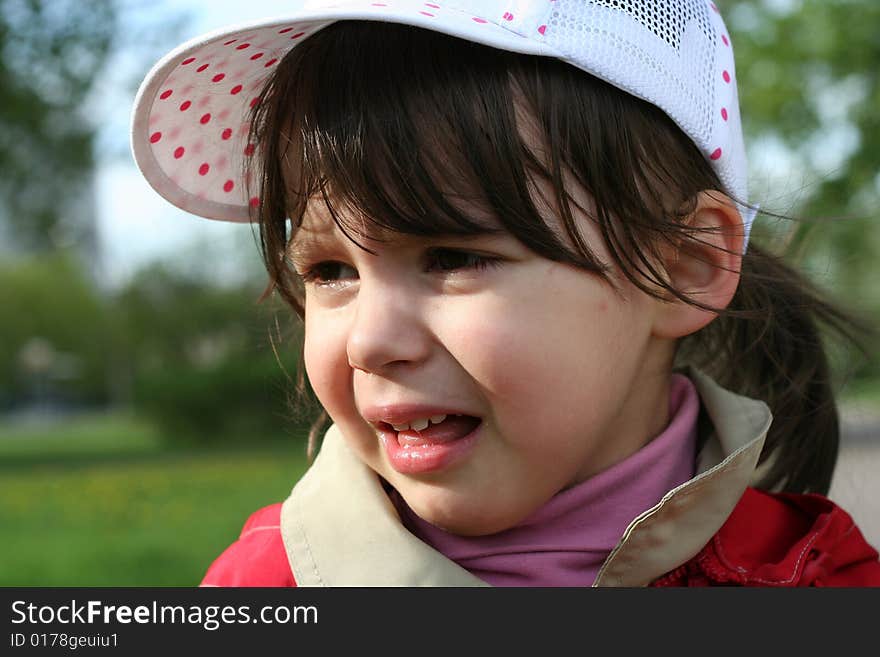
[651,191,745,340]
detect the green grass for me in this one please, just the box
[0,413,310,586]
[0,411,162,463]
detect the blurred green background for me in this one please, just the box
[2,0,879,586]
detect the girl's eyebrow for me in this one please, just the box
[287,227,510,265]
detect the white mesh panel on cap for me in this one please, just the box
[542,0,745,201]
[548,2,715,141]
[587,0,715,50]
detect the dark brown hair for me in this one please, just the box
[247,22,876,495]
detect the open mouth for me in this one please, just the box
[377,415,484,475]
[379,414,482,447]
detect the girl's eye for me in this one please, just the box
[299,261,357,286]
[298,248,501,286]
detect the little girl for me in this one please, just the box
[131,0,880,586]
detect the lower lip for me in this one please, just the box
[379,422,482,475]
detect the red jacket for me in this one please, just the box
[201,487,880,587]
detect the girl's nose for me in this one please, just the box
[345,281,432,375]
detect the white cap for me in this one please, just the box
[131,0,756,249]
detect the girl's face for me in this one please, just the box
[292,180,677,536]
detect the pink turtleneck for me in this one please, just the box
[389,373,700,586]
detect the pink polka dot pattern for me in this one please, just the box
[722,70,731,83]
[710,148,722,160]
[143,8,523,221]
[141,21,320,214]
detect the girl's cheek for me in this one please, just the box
[445,306,537,401]
[303,316,349,408]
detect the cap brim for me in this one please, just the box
[130,1,556,222]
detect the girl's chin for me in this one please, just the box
[394,488,529,537]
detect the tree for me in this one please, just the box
[727,0,880,314]
[0,0,116,252]
[0,0,187,254]
[115,263,305,444]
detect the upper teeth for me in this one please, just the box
[391,414,448,432]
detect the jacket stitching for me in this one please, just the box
[837,523,856,541]
[714,525,821,585]
[293,488,324,586]
[621,466,732,538]
[599,467,737,585]
[239,524,280,540]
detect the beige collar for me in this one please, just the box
[280,366,772,586]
